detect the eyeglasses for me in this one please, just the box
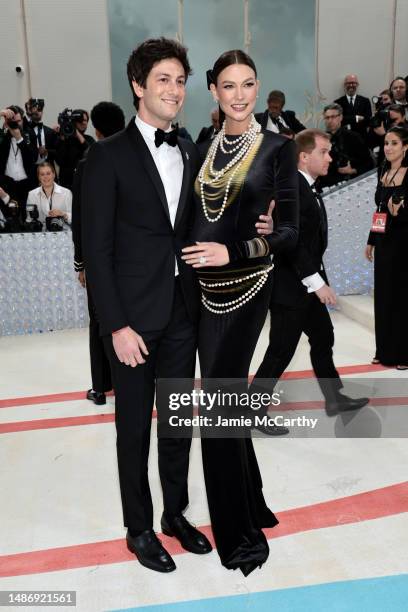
[345,82,358,86]
[324,114,341,119]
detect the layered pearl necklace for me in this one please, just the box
[198,115,261,223]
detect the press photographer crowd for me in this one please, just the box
[1,73,407,235]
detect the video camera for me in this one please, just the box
[57,108,85,138]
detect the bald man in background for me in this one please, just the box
[334,74,372,142]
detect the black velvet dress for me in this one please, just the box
[367,169,408,365]
[191,130,299,575]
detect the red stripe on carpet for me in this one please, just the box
[0,363,390,410]
[0,481,407,578]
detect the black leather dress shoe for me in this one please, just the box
[253,421,290,436]
[86,389,106,405]
[161,514,212,555]
[325,395,369,417]
[126,529,176,573]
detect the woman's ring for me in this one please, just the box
[199,256,207,265]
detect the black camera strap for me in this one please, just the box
[42,186,55,210]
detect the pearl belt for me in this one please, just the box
[200,264,273,314]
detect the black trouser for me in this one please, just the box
[254,295,342,402]
[86,282,111,393]
[103,279,197,532]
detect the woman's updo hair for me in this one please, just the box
[384,126,408,168]
[207,50,257,126]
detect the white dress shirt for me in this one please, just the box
[135,114,184,275]
[266,113,289,134]
[298,170,325,293]
[5,137,27,181]
[33,124,47,162]
[26,183,72,227]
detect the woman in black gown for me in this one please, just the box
[365,126,408,369]
[182,50,299,575]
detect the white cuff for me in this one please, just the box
[301,272,325,293]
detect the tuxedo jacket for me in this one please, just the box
[334,94,372,133]
[255,109,306,134]
[82,119,201,336]
[272,172,328,307]
[0,130,37,183]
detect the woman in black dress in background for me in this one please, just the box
[182,50,299,575]
[365,126,408,369]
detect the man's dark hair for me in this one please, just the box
[323,103,343,115]
[295,128,330,161]
[73,109,89,122]
[388,103,405,117]
[90,101,125,137]
[7,105,24,117]
[127,37,192,109]
[267,90,285,106]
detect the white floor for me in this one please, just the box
[0,301,407,612]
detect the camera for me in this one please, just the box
[24,204,43,232]
[370,109,392,130]
[329,140,349,168]
[57,108,84,138]
[46,215,64,232]
[7,119,20,130]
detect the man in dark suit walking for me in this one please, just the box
[82,38,212,573]
[25,98,59,165]
[255,90,305,134]
[334,74,372,140]
[252,129,368,434]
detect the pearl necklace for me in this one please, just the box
[201,265,273,314]
[198,115,261,223]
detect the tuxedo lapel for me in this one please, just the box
[174,138,192,230]
[126,121,171,225]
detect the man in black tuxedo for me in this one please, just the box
[196,107,220,145]
[82,38,212,573]
[334,74,372,140]
[320,103,373,188]
[0,105,37,221]
[253,129,368,433]
[255,90,305,134]
[72,102,126,407]
[25,98,59,165]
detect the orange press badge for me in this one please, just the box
[371,212,387,233]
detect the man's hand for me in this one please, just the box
[256,199,275,235]
[338,162,356,175]
[0,186,8,200]
[315,284,337,305]
[9,126,22,140]
[0,108,14,120]
[38,145,48,157]
[112,326,149,367]
[182,241,229,267]
[78,270,86,287]
[76,129,85,144]
[365,244,374,262]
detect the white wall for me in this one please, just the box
[317,0,407,103]
[0,0,112,130]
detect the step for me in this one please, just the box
[338,295,374,332]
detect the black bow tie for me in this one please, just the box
[32,122,43,130]
[154,127,178,148]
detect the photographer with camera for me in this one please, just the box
[320,103,373,188]
[26,161,72,231]
[25,98,59,164]
[390,77,408,118]
[55,108,94,189]
[0,106,37,223]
